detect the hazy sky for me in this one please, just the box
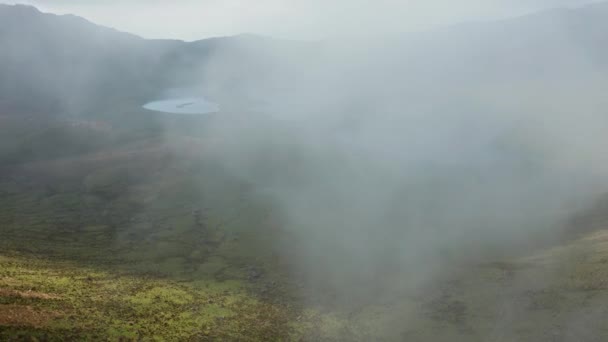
[0,0,600,40]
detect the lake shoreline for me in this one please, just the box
[143,97,220,115]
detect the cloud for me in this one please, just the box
[0,0,600,40]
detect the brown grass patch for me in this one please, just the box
[0,305,61,328]
[0,288,61,300]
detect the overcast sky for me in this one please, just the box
[0,0,600,40]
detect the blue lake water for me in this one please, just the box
[143,97,220,114]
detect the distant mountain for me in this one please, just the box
[1,2,608,116]
[350,1,608,95]
[0,5,170,114]
[0,4,306,116]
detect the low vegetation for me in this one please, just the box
[3,113,608,340]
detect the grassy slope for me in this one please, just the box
[0,254,294,341]
[2,112,608,340]
[3,228,608,341]
[0,112,339,340]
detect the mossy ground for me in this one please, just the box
[3,113,608,340]
[0,254,298,341]
[0,113,345,340]
[5,221,608,341]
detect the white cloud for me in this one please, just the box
[0,0,599,40]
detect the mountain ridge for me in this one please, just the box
[1,2,608,116]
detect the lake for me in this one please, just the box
[143,97,220,114]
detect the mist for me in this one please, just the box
[3,1,608,340]
[0,0,600,39]
[174,1,608,311]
